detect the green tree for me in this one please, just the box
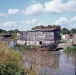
[0,29,6,33]
[32,25,61,30]
[14,29,19,33]
[70,28,76,34]
[61,28,70,34]
[47,25,52,28]
[32,25,45,30]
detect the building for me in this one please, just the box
[20,28,60,46]
[4,32,12,38]
[0,37,4,41]
[61,34,71,40]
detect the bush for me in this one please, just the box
[16,45,37,51]
[0,42,37,75]
[65,46,76,52]
[0,62,25,75]
[0,42,25,75]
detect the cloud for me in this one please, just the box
[22,0,76,16]
[22,19,38,25]
[8,8,20,15]
[71,16,76,22]
[22,3,44,16]
[0,13,6,17]
[29,0,36,4]
[2,21,17,27]
[54,16,76,29]
[37,21,44,26]
[44,0,76,13]
[54,17,68,24]
[54,17,69,28]
[70,16,76,29]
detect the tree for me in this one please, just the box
[32,25,45,30]
[61,28,70,34]
[14,29,19,33]
[70,28,76,34]
[47,25,52,28]
[0,29,6,33]
[32,25,61,30]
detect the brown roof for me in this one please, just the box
[36,28,60,31]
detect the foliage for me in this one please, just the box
[0,62,25,75]
[15,45,36,51]
[0,29,6,37]
[32,25,45,30]
[70,28,76,34]
[0,29,6,33]
[0,42,26,75]
[61,28,70,34]
[32,25,61,30]
[65,46,76,52]
[0,42,37,75]
[32,25,76,35]
[8,29,19,40]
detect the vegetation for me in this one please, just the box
[32,25,61,30]
[15,45,37,52]
[0,29,6,37]
[9,29,19,41]
[0,42,36,75]
[31,25,76,35]
[0,26,76,38]
[65,46,76,53]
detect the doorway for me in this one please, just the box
[39,41,42,45]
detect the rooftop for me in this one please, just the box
[36,28,60,31]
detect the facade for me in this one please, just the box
[20,28,60,46]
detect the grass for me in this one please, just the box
[65,46,76,53]
[0,42,36,75]
[0,33,5,37]
[15,44,38,52]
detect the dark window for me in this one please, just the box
[39,41,42,45]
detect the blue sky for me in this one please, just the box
[0,0,76,31]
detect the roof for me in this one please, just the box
[36,28,60,31]
[21,28,60,32]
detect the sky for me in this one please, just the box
[0,0,76,31]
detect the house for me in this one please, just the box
[19,28,60,46]
[0,37,4,41]
[61,34,70,40]
[17,32,23,39]
[72,34,76,45]
[4,32,12,38]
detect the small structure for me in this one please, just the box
[72,34,76,45]
[0,37,4,41]
[19,28,60,46]
[4,32,12,38]
[17,32,22,39]
[61,34,70,40]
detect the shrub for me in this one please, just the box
[0,62,25,75]
[0,42,37,75]
[65,46,76,52]
[0,42,25,75]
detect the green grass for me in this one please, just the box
[65,46,76,53]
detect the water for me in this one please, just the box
[23,50,76,75]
